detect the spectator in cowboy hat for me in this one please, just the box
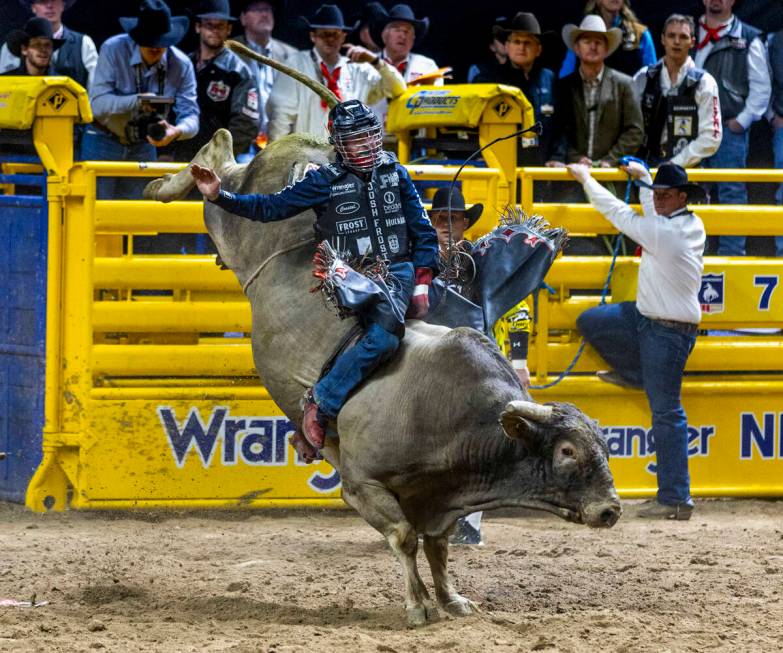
[474,12,558,166]
[265,4,405,142]
[466,16,510,83]
[369,3,440,124]
[1,17,63,76]
[547,14,643,168]
[233,1,297,143]
[174,0,258,160]
[83,0,199,199]
[0,0,98,88]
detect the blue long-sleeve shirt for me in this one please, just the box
[211,161,440,272]
[90,34,199,141]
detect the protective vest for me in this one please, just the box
[56,27,89,88]
[700,19,761,120]
[317,153,409,262]
[769,31,783,118]
[640,61,704,163]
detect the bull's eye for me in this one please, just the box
[561,446,575,458]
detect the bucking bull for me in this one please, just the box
[144,41,621,627]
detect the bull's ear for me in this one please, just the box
[500,401,553,451]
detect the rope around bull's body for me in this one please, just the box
[242,240,313,295]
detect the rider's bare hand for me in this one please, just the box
[191,163,221,201]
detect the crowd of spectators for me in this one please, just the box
[0,0,780,254]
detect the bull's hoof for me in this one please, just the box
[443,596,480,617]
[406,606,428,628]
[424,600,441,623]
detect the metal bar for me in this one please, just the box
[519,166,783,183]
[95,200,204,234]
[94,256,241,291]
[90,386,269,400]
[93,301,250,332]
[92,344,256,376]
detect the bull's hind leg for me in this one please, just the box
[342,482,439,627]
[423,534,480,617]
[143,128,238,202]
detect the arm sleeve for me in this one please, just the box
[601,79,644,165]
[0,43,19,73]
[89,44,139,121]
[365,60,406,105]
[172,59,199,140]
[638,30,658,68]
[397,165,440,272]
[266,70,299,142]
[631,67,647,102]
[228,69,260,155]
[670,72,723,168]
[559,50,577,78]
[735,37,772,130]
[81,35,99,90]
[582,174,667,254]
[209,168,331,222]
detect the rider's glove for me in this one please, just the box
[406,267,434,319]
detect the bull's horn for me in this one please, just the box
[503,401,553,423]
[227,39,340,110]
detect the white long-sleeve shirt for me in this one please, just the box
[632,57,722,168]
[265,49,405,142]
[695,15,771,130]
[581,171,705,324]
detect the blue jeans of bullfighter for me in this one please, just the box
[703,127,749,256]
[577,301,697,507]
[772,126,783,257]
[81,128,156,200]
[313,262,414,418]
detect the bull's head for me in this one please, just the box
[500,400,621,528]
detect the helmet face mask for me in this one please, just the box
[328,100,383,172]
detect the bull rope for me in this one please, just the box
[242,239,314,295]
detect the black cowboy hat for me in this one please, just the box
[235,0,284,14]
[17,0,77,9]
[370,4,429,50]
[300,4,358,32]
[492,12,548,41]
[194,0,236,22]
[636,162,706,201]
[430,187,483,229]
[119,0,189,48]
[7,17,65,58]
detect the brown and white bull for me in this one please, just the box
[144,43,621,627]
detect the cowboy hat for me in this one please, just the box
[370,4,429,49]
[17,0,76,9]
[493,12,547,41]
[119,0,189,48]
[236,0,284,14]
[635,162,706,202]
[430,187,483,229]
[562,14,622,55]
[7,17,65,58]
[194,0,236,22]
[300,4,358,32]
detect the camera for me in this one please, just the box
[125,95,175,144]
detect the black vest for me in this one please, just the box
[639,61,704,163]
[769,30,783,118]
[317,153,409,262]
[699,19,762,120]
[55,27,89,88]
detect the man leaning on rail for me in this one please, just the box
[568,159,705,521]
[189,99,439,456]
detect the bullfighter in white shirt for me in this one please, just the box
[568,160,706,522]
[265,4,405,142]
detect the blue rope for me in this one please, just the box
[529,174,632,390]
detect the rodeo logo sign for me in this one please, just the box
[157,406,341,493]
[699,272,724,314]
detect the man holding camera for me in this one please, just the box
[84,0,198,198]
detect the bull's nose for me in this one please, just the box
[599,504,622,528]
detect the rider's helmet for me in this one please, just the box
[327,100,383,173]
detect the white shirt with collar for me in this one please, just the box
[266,48,405,142]
[580,170,705,325]
[370,50,440,125]
[632,57,722,167]
[694,14,771,130]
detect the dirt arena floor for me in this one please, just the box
[1,499,781,653]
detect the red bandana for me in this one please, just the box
[319,62,342,109]
[697,21,728,50]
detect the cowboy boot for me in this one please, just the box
[302,389,326,450]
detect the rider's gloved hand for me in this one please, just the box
[406,268,434,319]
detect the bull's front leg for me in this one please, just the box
[422,534,480,617]
[341,480,439,627]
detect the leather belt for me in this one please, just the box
[90,121,129,145]
[652,318,698,335]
